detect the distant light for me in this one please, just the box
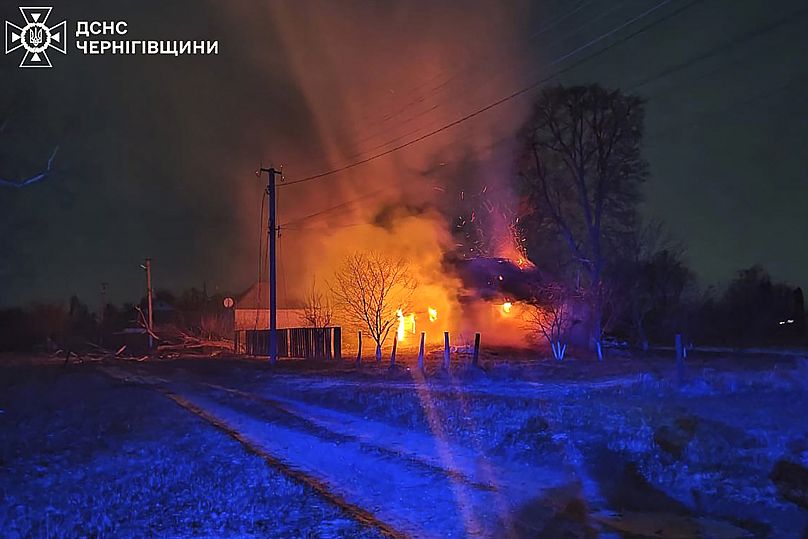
[223,297,234,309]
[787,319,795,324]
[779,321,786,325]
[498,275,504,281]
[502,302,512,314]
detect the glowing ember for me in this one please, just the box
[428,307,438,322]
[502,302,512,314]
[496,221,534,270]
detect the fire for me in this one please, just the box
[501,301,512,314]
[428,307,438,322]
[397,309,405,341]
[396,308,416,342]
[496,221,534,270]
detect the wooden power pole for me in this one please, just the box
[99,281,109,347]
[144,258,154,350]
[259,166,280,364]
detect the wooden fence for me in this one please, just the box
[235,327,342,360]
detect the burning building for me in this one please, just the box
[452,256,541,304]
[218,2,549,351]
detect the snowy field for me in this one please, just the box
[2,352,808,537]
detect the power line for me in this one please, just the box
[253,190,267,331]
[283,221,369,232]
[294,0,803,192]
[278,224,290,309]
[348,0,677,159]
[343,0,622,154]
[341,0,600,146]
[627,5,808,93]
[430,19,808,166]
[279,186,394,228]
[647,72,808,140]
[277,0,805,232]
[280,0,697,188]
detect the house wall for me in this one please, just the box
[234,309,308,331]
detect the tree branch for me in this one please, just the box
[0,146,59,188]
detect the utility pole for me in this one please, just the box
[143,258,154,351]
[99,282,109,347]
[259,166,280,364]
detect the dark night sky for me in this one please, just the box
[1,0,806,308]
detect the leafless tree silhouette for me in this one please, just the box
[301,277,334,329]
[518,85,647,358]
[526,282,574,360]
[331,251,416,361]
[0,117,58,188]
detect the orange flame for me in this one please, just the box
[397,308,416,342]
[397,308,405,341]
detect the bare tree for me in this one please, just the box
[331,251,416,361]
[0,117,58,188]
[526,282,574,360]
[301,277,333,328]
[610,221,692,350]
[518,85,647,358]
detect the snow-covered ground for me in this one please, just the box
[2,352,808,537]
[0,361,384,538]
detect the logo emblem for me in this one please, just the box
[5,7,67,68]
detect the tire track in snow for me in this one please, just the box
[166,389,500,536]
[97,366,407,539]
[100,364,577,537]
[201,381,499,493]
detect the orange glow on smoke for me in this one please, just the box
[229,3,538,355]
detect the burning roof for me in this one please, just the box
[452,256,541,303]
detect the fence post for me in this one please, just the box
[417,332,425,372]
[356,331,362,364]
[443,331,450,371]
[472,333,480,367]
[675,333,685,386]
[334,327,342,362]
[390,335,398,367]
